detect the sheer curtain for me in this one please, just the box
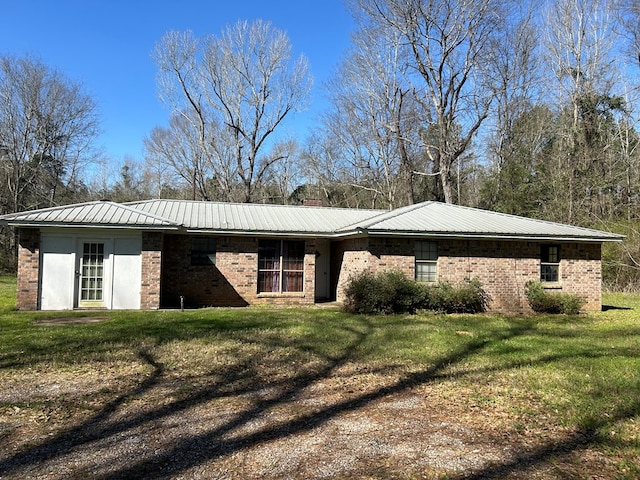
[258,240,280,292]
[258,240,304,293]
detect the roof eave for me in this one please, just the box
[361,229,624,243]
[184,228,336,237]
[2,221,181,231]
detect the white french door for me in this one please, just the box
[77,242,106,308]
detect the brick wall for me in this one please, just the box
[140,232,163,310]
[333,237,371,302]
[16,228,40,310]
[334,237,603,313]
[437,240,602,312]
[160,234,316,308]
[137,231,603,312]
[559,243,602,311]
[369,237,415,275]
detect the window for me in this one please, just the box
[540,245,560,282]
[191,237,217,266]
[415,241,438,282]
[258,240,305,293]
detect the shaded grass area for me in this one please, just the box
[0,274,639,479]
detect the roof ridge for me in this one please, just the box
[127,198,385,213]
[108,201,180,226]
[334,201,434,232]
[357,201,435,229]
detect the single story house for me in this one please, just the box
[0,199,623,313]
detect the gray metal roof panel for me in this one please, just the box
[0,201,180,228]
[126,199,383,233]
[0,199,622,242]
[350,201,623,241]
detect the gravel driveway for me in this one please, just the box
[0,353,588,480]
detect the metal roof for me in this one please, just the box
[0,201,180,229]
[346,201,623,241]
[0,199,624,242]
[126,199,382,234]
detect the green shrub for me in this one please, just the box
[343,269,425,314]
[422,278,490,314]
[343,270,488,315]
[524,280,585,315]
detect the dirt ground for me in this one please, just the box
[0,351,618,480]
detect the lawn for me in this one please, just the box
[0,275,638,479]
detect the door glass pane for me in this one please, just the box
[80,242,105,304]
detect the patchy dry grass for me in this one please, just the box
[0,275,639,479]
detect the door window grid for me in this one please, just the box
[81,242,104,301]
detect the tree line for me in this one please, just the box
[1,0,640,288]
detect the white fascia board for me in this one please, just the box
[184,228,336,238]
[362,230,624,243]
[7,222,181,231]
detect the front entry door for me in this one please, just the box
[78,242,106,308]
[314,239,331,300]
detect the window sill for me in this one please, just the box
[541,282,562,290]
[257,292,306,298]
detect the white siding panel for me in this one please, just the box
[40,235,75,310]
[111,236,142,309]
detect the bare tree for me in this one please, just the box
[258,139,304,204]
[543,0,618,127]
[479,3,544,213]
[144,111,214,200]
[618,0,640,69]
[351,0,505,204]
[541,0,621,223]
[152,20,312,203]
[317,20,422,209]
[0,55,99,213]
[487,4,540,170]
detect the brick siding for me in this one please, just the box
[16,228,40,310]
[16,227,604,312]
[334,237,603,313]
[140,232,163,310]
[159,234,316,308]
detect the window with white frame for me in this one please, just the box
[415,240,438,282]
[258,240,305,293]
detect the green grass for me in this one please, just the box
[1,274,639,478]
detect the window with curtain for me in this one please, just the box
[258,240,305,293]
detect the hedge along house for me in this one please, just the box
[0,199,623,313]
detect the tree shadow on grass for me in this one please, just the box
[602,304,633,311]
[0,316,638,479]
[454,399,640,480]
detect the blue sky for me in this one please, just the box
[1,1,354,164]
